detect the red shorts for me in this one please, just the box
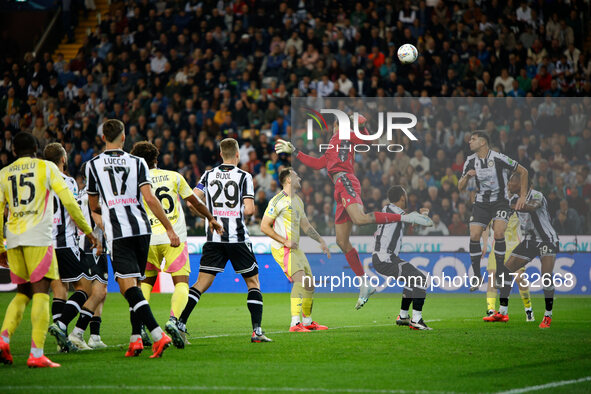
[333,174,364,224]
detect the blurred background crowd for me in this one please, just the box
[0,0,590,237]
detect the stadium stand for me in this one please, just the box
[1,0,590,236]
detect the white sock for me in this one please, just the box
[130,334,141,343]
[411,310,422,323]
[72,327,84,336]
[2,335,9,344]
[151,327,163,342]
[525,307,532,312]
[57,321,67,331]
[30,347,43,358]
[90,334,101,341]
[291,315,301,327]
[399,309,409,319]
[545,310,552,317]
[499,305,508,315]
[302,316,312,326]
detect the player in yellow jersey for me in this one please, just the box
[482,210,534,322]
[130,142,222,348]
[261,168,331,332]
[0,132,98,368]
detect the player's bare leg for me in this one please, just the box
[87,283,107,348]
[468,224,486,291]
[72,280,108,349]
[538,255,556,328]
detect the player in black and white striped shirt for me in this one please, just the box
[86,119,180,358]
[372,186,434,331]
[177,138,272,343]
[44,143,100,353]
[458,131,529,290]
[493,173,559,328]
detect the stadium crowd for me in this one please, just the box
[0,0,590,237]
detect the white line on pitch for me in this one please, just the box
[496,375,591,393]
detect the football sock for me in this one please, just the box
[373,212,401,224]
[499,296,509,315]
[345,248,365,276]
[247,288,263,334]
[290,282,303,322]
[31,293,50,354]
[401,287,413,313]
[52,298,65,322]
[124,287,160,334]
[487,287,496,311]
[399,309,409,319]
[291,315,301,326]
[519,286,532,309]
[129,308,142,336]
[494,238,508,276]
[74,307,94,333]
[469,240,481,277]
[179,287,201,324]
[544,285,554,315]
[1,293,30,341]
[411,310,422,323]
[141,282,153,303]
[171,282,189,319]
[302,287,314,324]
[90,316,102,336]
[58,290,88,330]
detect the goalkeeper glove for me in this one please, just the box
[275,139,296,154]
[401,212,433,227]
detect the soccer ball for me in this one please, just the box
[397,44,418,64]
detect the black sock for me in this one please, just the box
[499,297,509,307]
[129,308,142,335]
[494,238,509,277]
[412,286,427,312]
[75,307,94,331]
[124,287,159,332]
[179,288,201,325]
[469,240,481,277]
[544,286,555,312]
[90,316,102,336]
[400,288,413,311]
[52,298,66,323]
[247,288,263,333]
[58,290,88,329]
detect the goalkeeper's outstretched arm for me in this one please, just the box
[275,139,327,170]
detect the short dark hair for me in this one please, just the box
[43,142,66,164]
[13,132,37,157]
[130,141,159,168]
[510,170,532,187]
[388,186,406,203]
[102,119,125,142]
[279,167,292,186]
[471,131,490,146]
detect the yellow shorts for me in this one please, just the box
[488,242,524,271]
[145,242,190,277]
[7,245,60,284]
[271,247,312,281]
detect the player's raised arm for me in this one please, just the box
[300,214,331,258]
[458,157,475,191]
[275,139,327,170]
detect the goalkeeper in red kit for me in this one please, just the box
[275,115,432,309]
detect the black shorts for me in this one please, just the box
[83,253,109,284]
[199,242,258,278]
[470,200,512,228]
[110,235,151,280]
[511,240,559,262]
[372,254,427,290]
[56,247,92,283]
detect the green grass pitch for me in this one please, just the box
[1,292,590,393]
